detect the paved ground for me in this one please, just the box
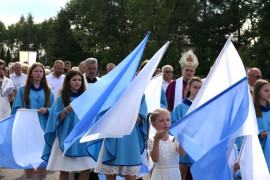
[0,167,151,180]
[0,168,71,180]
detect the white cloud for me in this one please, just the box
[0,15,22,27]
[0,0,69,27]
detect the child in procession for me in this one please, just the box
[171,76,202,180]
[11,62,54,180]
[147,108,186,180]
[253,79,270,171]
[42,70,95,180]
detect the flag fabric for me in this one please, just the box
[12,109,45,168]
[63,33,150,153]
[170,35,270,179]
[170,77,249,161]
[144,73,163,112]
[142,73,163,175]
[80,42,169,143]
[240,135,270,179]
[0,110,47,169]
[191,137,233,180]
[171,77,249,179]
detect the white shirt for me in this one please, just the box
[46,73,65,100]
[162,78,171,92]
[10,72,27,91]
[0,77,15,120]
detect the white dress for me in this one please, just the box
[95,140,141,178]
[148,136,181,180]
[0,77,14,120]
[47,137,95,171]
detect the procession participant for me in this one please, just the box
[79,61,85,74]
[46,60,65,100]
[65,61,72,72]
[10,62,27,91]
[42,70,95,180]
[166,50,199,112]
[83,58,100,88]
[171,77,202,180]
[161,65,173,92]
[0,59,15,120]
[22,63,29,75]
[247,67,262,94]
[106,63,115,73]
[147,108,185,180]
[11,62,54,180]
[89,96,147,179]
[253,79,270,171]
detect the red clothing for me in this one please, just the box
[165,79,187,112]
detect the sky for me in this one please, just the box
[0,0,69,27]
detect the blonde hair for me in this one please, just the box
[146,108,170,163]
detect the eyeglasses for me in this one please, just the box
[184,69,195,73]
[0,68,5,70]
[249,75,262,79]
[165,71,173,74]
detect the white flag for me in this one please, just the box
[187,35,269,179]
[12,109,44,168]
[80,42,170,142]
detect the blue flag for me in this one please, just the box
[191,137,232,180]
[63,32,150,153]
[170,77,249,179]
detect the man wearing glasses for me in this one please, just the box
[247,67,262,94]
[166,50,199,112]
[162,65,173,92]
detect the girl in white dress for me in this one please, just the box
[147,108,186,180]
[42,70,95,180]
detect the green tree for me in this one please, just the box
[187,0,249,76]
[46,8,86,66]
[0,47,6,60]
[6,48,12,63]
[255,0,270,77]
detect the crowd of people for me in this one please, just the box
[0,49,269,180]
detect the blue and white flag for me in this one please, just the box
[80,42,169,142]
[0,110,46,169]
[170,77,249,179]
[170,35,270,179]
[63,33,150,153]
[170,76,249,160]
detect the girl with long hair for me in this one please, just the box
[11,62,54,180]
[171,76,202,180]
[42,70,95,180]
[253,79,270,170]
